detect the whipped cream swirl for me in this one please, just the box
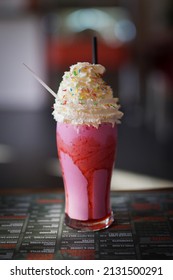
[52,62,123,127]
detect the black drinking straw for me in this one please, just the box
[92,36,98,64]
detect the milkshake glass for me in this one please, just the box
[56,122,117,230]
[53,62,123,231]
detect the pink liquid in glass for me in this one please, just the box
[56,122,117,231]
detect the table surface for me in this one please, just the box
[0,190,173,260]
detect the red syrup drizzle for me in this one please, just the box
[57,132,116,220]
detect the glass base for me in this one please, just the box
[65,211,114,231]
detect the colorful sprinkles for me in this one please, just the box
[58,63,116,107]
[53,62,123,125]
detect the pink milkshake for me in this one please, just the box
[53,62,123,230]
[57,123,117,230]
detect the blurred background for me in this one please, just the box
[0,0,173,190]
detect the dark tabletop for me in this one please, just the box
[0,190,173,260]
